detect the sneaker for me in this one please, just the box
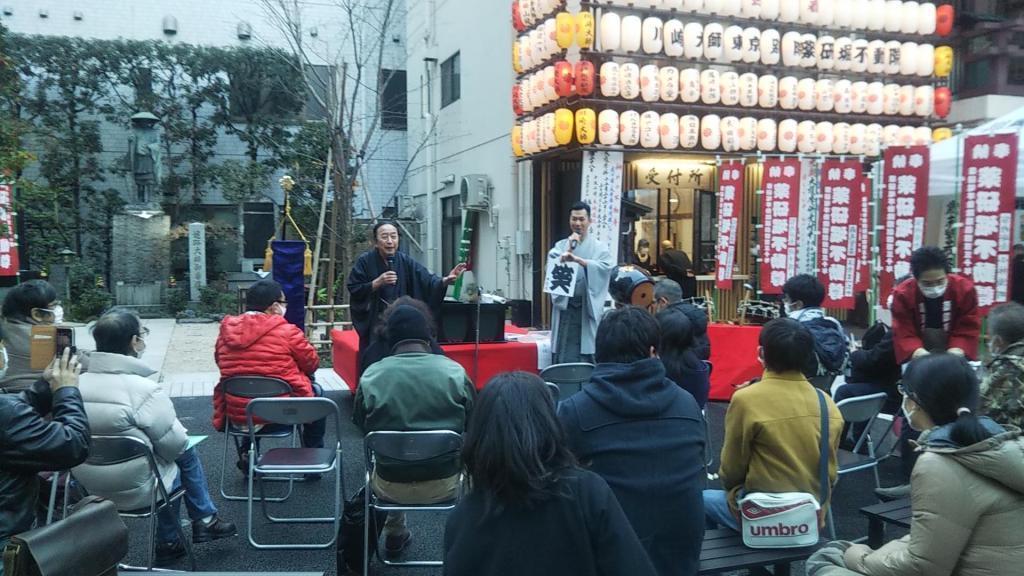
[874,483,911,501]
[384,530,412,558]
[192,516,238,543]
[236,451,250,476]
[155,540,187,565]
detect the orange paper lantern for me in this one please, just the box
[555,108,574,146]
[554,61,574,98]
[512,1,525,32]
[936,4,954,37]
[575,61,595,96]
[512,85,523,116]
[576,108,597,144]
[575,11,595,50]
[934,87,952,118]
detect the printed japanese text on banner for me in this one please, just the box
[0,183,19,277]
[880,146,929,305]
[818,160,864,309]
[855,177,871,293]
[959,133,1018,312]
[580,151,624,264]
[716,161,744,289]
[760,159,801,295]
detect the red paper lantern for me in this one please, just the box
[936,5,954,37]
[512,85,523,116]
[574,61,595,96]
[554,61,574,98]
[934,87,952,118]
[512,1,525,32]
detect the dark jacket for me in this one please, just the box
[848,323,901,394]
[444,467,658,576]
[558,358,706,576]
[662,351,711,408]
[0,380,90,540]
[668,301,711,361]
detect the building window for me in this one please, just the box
[243,203,276,259]
[962,58,993,91]
[379,69,407,131]
[441,52,460,108]
[303,64,333,121]
[1009,59,1024,85]
[441,195,462,274]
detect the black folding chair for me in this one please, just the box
[541,362,595,401]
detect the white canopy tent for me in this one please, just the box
[928,106,1024,199]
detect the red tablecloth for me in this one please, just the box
[332,325,539,393]
[707,324,764,402]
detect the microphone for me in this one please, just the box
[386,256,395,270]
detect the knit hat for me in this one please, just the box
[386,304,431,347]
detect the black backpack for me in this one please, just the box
[803,316,850,375]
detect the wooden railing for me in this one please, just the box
[305,304,352,350]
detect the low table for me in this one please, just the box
[699,528,823,575]
[860,498,912,548]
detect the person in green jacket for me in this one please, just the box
[352,303,474,558]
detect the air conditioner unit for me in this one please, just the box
[460,174,491,211]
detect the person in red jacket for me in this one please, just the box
[213,280,322,470]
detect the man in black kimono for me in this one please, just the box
[347,221,466,375]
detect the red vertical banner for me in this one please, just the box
[760,159,801,294]
[818,159,863,309]
[855,176,872,293]
[716,161,744,289]
[0,183,19,277]
[879,146,929,305]
[959,133,1018,312]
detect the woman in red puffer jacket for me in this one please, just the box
[212,280,319,434]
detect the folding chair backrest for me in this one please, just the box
[545,382,561,403]
[836,392,888,424]
[540,363,595,386]
[86,435,153,467]
[365,431,463,466]
[223,376,292,398]
[247,396,339,428]
[702,360,714,377]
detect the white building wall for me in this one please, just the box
[404,0,532,300]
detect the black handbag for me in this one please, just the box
[2,496,128,576]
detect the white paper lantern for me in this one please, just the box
[818,0,836,26]
[721,116,740,152]
[620,110,641,146]
[851,81,869,113]
[849,123,867,155]
[782,31,802,67]
[865,123,883,156]
[914,85,933,116]
[660,113,680,149]
[834,122,851,154]
[683,22,704,59]
[815,121,834,154]
[640,111,660,148]
[682,0,703,10]
[704,0,725,13]
[917,44,934,76]
[867,0,887,30]
[660,67,680,101]
[851,0,870,29]
[742,0,763,18]
[800,33,817,68]
[600,12,621,52]
[518,36,532,70]
[739,117,758,151]
[598,109,619,145]
[867,40,887,75]
[866,82,885,115]
[898,85,915,116]
[883,124,901,146]
[741,27,761,63]
[620,63,641,100]
[759,74,779,108]
[664,0,684,8]
[680,68,701,102]
[621,15,642,52]
[760,0,781,20]
[779,119,799,152]
[835,1,853,27]
[664,19,685,57]
[834,37,854,71]
[704,23,725,62]
[851,39,870,73]
[901,1,920,34]
[757,118,778,152]
[897,125,915,146]
[816,79,835,112]
[834,79,853,113]
[883,83,901,115]
[721,0,742,15]
[600,62,620,97]
[520,79,534,113]
[884,1,903,32]
[817,36,837,70]
[797,120,817,153]
[543,66,557,102]
[680,115,700,148]
[701,115,722,150]
[720,72,740,106]
[919,3,937,35]
[761,29,782,65]
[913,126,932,145]
[531,73,547,106]
[900,42,919,76]
[640,65,660,102]
[779,76,799,109]
[540,0,557,15]
[542,113,556,150]
[797,78,817,111]
[530,29,545,67]
[738,73,757,107]
[799,0,819,24]
[779,0,800,22]
[522,120,537,155]
[642,17,664,54]
[701,69,721,104]
[521,0,535,28]
[544,19,558,59]
[885,40,903,76]
[723,25,744,62]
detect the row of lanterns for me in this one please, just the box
[529,1,954,36]
[515,64,950,118]
[512,110,942,156]
[512,0,564,32]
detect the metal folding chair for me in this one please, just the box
[43,471,72,525]
[363,430,464,573]
[78,435,197,571]
[245,396,344,549]
[218,376,298,502]
[827,392,890,539]
[540,362,595,402]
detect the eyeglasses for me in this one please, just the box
[138,327,150,338]
[897,384,915,400]
[275,299,288,305]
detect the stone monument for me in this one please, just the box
[188,222,207,301]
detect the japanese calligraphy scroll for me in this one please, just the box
[818,159,864,309]
[760,159,801,294]
[959,133,1018,312]
[0,183,19,277]
[880,146,929,305]
[855,176,872,293]
[580,150,624,264]
[716,161,744,289]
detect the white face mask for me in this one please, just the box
[0,345,8,380]
[783,302,793,315]
[920,281,948,300]
[133,336,146,358]
[53,305,64,324]
[901,397,920,431]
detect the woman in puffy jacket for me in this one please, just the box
[838,353,1024,576]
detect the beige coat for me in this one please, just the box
[72,352,187,511]
[849,424,1024,576]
